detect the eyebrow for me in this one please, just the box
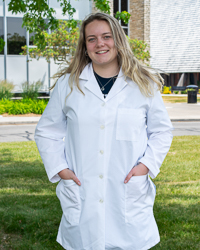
[86,32,112,39]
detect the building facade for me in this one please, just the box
[1,0,200,91]
[126,0,200,87]
[0,0,92,92]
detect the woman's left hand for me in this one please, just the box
[124,163,149,184]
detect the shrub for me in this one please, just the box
[0,80,15,100]
[174,91,179,94]
[162,86,171,94]
[0,99,48,115]
[181,90,187,94]
[127,37,150,64]
[21,81,43,100]
[187,88,197,91]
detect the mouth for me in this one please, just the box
[96,50,109,54]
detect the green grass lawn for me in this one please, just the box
[0,137,200,249]
[162,95,200,103]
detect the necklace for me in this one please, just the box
[94,70,118,91]
[95,74,114,91]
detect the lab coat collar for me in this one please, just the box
[79,63,128,102]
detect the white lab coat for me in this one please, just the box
[35,63,173,250]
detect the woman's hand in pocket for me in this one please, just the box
[124,163,149,184]
[58,168,81,186]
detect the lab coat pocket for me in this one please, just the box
[116,108,143,141]
[56,179,81,225]
[125,174,156,223]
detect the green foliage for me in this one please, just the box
[93,0,111,14]
[21,80,42,100]
[187,88,197,91]
[162,86,171,94]
[0,98,48,115]
[115,11,131,24]
[127,37,150,64]
[174,91,179,94]
[181,90,187,94]
[0,37,5,52]
[7,0,76,50]
[6,0,131,51]
[21,20,80,64]
[22,26,150,66]
[0,80,15,100]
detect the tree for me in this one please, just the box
[21,23,150,66]
[1,0,149,65]
[4,0,130,51]
[127,37,150,65]
[21,20,80,65]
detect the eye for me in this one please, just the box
[88,38,96,42]
[104,36,112,39]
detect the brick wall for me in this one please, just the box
[129,0,150,45]
[144,0,150,45]
[91,0,150,44]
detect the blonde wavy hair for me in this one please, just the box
[54,12,164,97]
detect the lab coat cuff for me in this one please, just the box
[48,163,69,183]
[138,159,160,179]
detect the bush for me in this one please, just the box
[174,91,179,94]
[0,99,48,115]
[0,80,15,100]
[181,90,187,94]
[162,86,171,94]
[21,81,43,100]
[187,88,197,91]
[127,37,150,64]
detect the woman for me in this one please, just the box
[35,12,173,250]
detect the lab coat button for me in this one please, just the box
[100,150,104,154]
[99,199,104,203]
[99,175,103,179]
[100,125,105,129]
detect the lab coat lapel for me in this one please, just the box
[80,64,104,101]
[79,63,128,102]
[105,68,128,102]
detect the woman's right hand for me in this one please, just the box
[58,169,81,186]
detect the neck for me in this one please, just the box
[92,62,119,78]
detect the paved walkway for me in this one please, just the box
[165,103,200,121]
[0,102,200,125]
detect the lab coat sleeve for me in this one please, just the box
[34,76,69,183]
[139,89,174,179]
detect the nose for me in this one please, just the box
[96,37,104,47]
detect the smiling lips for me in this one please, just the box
[96,50,109,54]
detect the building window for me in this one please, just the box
[114,0,129,35]
[7,17,26,55]
[29,32,35,46]
[29,19,48,46]
[0,17,3,55]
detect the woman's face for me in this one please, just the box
[85,20,118,70]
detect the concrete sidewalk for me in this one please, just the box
[0,102,200,125]
[164,102,200,121]
[0,116,41,125]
